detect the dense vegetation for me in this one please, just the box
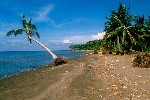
[69,4,150,52]
[69,40,102,51]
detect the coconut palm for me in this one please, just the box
[104,4,137,51]
[134,15,150,51]
[7,14,68,65]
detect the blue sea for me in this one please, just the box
[0,51,84,78]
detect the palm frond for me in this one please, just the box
[22,19,26,28]
[28,18,32,25]
[20,14,25,19]
[127,30,136,44]
[109,26,123,37]
[35,31,40,38]
[30,24,40,38]
[112,14,122,25]
[30,30,40,38]
[30,24,37,30]
[6,28,24,36]
[7,14,40,42]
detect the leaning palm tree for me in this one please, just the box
[7,14,68,65]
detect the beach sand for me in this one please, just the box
[0,54,150,100]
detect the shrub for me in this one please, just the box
[93,50,99,54]
[133,52,150,68]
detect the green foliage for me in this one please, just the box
[70,3,150,52]
[104,4,137,51]
[7,28,23,36]
[103,3,150,52]
[69,40,102,51]
[7,14,40,43]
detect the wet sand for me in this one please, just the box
[0,54,150,100]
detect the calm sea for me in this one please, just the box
[0,51,84,78]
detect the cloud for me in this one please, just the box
[42,35,91,47]
[49,19,62,28]
[92,32,106,40]
[44,39,71,46]
[34,4,53,22]
[44,40,62,46]
[64,35,92,44]
[33,4,61,28]
[5,39,25,46]
[63,39,71,44]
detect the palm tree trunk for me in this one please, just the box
[117,36,121,51]
[28,36,58,59]
[114,41,116,50]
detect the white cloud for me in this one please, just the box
[33,4,61,28]
[44,40,62,46]
[6,39,25,45]
[65,35,92,44]
[49,19,62,28]
[34,4,53,22]
[44,39,71,46]
[63,39,71,44]
[42,35,91,46]
[92,32,106,40]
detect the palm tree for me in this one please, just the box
[134,15,150,51]
[7,14,68,65]
[104,4,137,51]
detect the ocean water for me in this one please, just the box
[0,51,84,78]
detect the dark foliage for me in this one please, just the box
[7,14,40,43]
[69,40,102,51]
[93,50,99,54]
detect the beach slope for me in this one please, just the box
[0,54,150,100]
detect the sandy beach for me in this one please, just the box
[0,54,150,100]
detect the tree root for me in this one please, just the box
[54,56,69,66]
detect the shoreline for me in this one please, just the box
[0,54,85,79]
[0,54,150,100]
[72,50,93,52]
[0,50,85,79]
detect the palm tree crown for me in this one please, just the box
[104,4,137,51]
[7,14,40,43]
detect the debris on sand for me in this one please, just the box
[54,56,68,66]
[133,52,150,68]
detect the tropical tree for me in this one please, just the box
[104,3,137,51]
[7,14,68,65]
[134,15,150,51]
[70,3,150,52]
[69,39,102,51]
[144,15,150,50]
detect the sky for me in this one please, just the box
[0,0,150,51]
